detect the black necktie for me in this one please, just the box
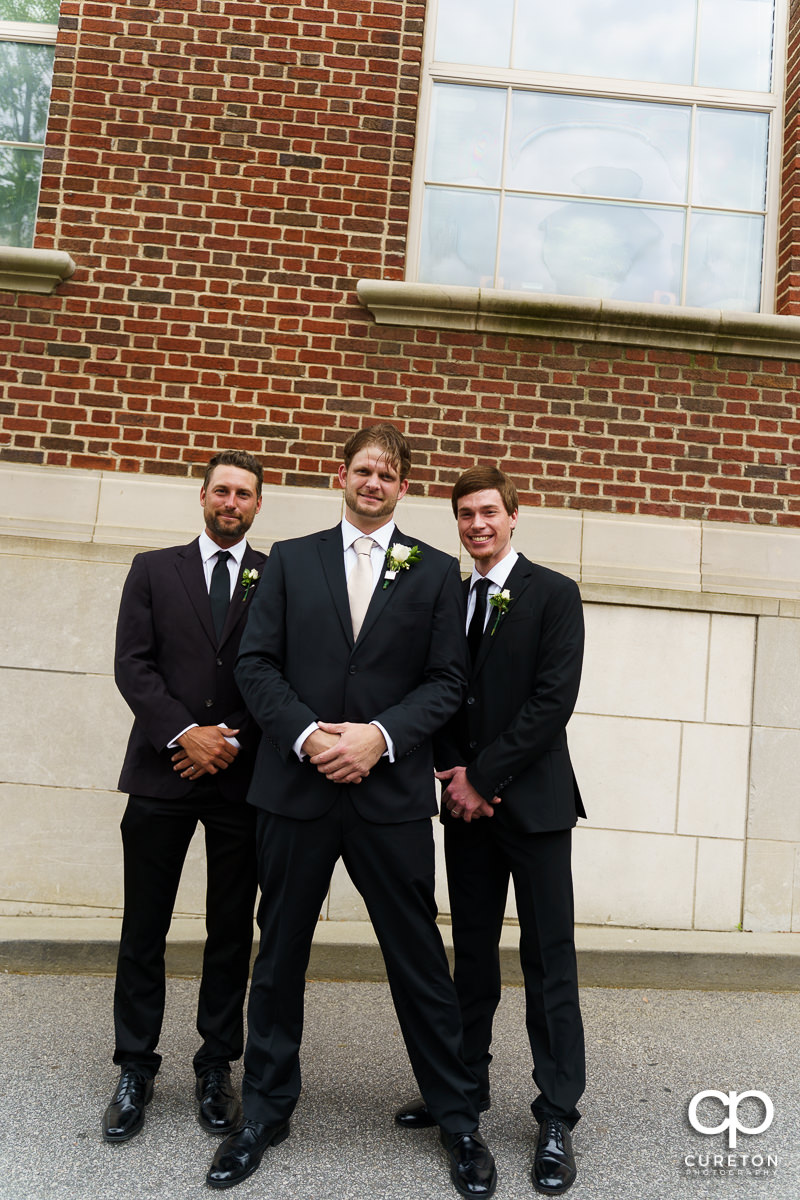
[210,550,232,641]
[467,578,490,663]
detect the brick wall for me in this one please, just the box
[2,0,800,527]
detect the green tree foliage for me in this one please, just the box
[0,0,58,245]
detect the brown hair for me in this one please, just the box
[451,465,519,517]
[342,423,412,481]
[204,450,264,496]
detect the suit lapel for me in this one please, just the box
[355,529,408,644]
[317,526,355,647]
[472,554,533,675]
[175,539,217,648]
[218,544,261,649]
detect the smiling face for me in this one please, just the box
[456,487,518,574]
[338,444,409,533]
[200,464,262,548]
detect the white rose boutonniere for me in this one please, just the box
[241,567,259,603]
[383,543,422,589]
[488,588,511,634]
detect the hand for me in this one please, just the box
[173,726,240,777]
[300,729,340,758]
[311,721,387,784]
[436,765,500,822]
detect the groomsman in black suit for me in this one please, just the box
[395,465,586,1196]
[103,450,266,1145]
[207,424,496,1198]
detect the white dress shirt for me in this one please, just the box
[466,546,519,633]
[169,532,249,749]
[293,517,396,761]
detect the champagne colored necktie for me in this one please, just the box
[348,536,376,639]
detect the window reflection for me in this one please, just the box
[420,188,500,287]
[498,195,683,302]
[509,94,689,203]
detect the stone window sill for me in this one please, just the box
[0,247,76,295]
[356,279,800,361]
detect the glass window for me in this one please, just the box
[413,0,783,311]
[0,1,60,247]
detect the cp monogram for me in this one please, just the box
[688,1090,774,1149]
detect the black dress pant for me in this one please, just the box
[444,819,585,1128]
[113,783,257,1078]
[242,795,480,1134]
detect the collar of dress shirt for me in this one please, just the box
[198,529,247,568]
[469,546,519,594]
[341,516,395,554]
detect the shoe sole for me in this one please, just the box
[102,1115,146,1145]
[198,1110,243,1135]
[102,1089,153,1144]
[205,1124,290,1190]
[442,1148,498,1199]
[531,1175,576,1196]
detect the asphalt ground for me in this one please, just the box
[1,974,797,1200]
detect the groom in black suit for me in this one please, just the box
[104,450,266,1145]
[207,425,496,1198]
[395,466,586,1197]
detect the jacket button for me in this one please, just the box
[349,666,357,675]
[216,658,223,667]
[204,699,214,708]
[466,696,475,706]
[469,740,478,750]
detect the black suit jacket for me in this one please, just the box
[115,537,267,801]
[236,524,469,823]
[437,553,586,834]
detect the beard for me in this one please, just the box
[204,509,251,542]
[344,485,398,524]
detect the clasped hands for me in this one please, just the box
[302,722,386,785]
[437,765,500,822]
[172,725,239,779]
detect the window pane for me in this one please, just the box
[685,211,763,309]
[0,39,55,143]
[0,1,59,21]
[498,194,684,302]
[509,92,690,204]
[693,109,769,210]
[514,0,697,84]
[0,144,43,246]
[698,0,774,91]
[427,84,506,189]
[419,187,500,286]
[434,0,513,67]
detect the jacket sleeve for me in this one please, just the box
[234,544,319,759]
[114,553,197,752]
[465,576,584,800]
[372,558,469,756]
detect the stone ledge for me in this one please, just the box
[2,918,799,991]
[356,279,800,360]
[0,246,76,294]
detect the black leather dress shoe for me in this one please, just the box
[206,1119,290,1189]
[440,1130,497,1198]
[102,1068,154,1143]
[532,1118,577,1195]
[196,1067,241,1134]
[395,1096,491,1128]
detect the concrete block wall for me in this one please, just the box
[3,461,800,933]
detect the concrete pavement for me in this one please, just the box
[1,973,798,1200]
[3,917,800,990]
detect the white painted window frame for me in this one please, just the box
[406,0,788,313]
